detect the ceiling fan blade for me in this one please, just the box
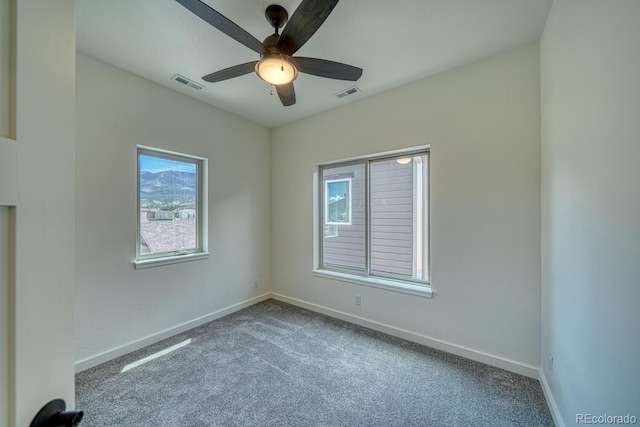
[202,61,258,83]
[292,57,362,81]
[276,83,296,106]
[276,0,340,55]
[176,0,266,54]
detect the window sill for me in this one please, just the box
[134,252,209,269]
[312,269,433,298]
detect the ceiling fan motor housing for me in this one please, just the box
[262,34,280,49]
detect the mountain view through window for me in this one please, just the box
[138,154,198,256]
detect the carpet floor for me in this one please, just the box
[76,299,554,426]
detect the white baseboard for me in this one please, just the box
[77,291,559,422]
[75,293,272,373]
[77,291,540,380]
[539,370,565,427]
[271,293,540,379]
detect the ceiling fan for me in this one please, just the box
[175,0,363,106]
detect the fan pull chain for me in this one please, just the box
[270,84,274,96]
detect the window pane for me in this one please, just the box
[325,178,352,225]
[322,163,366,271]
[370,155,428,280]
[139,154,198,255]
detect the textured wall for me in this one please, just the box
[540,0,640,424]
[75,54,271,368]
[271,43,541,375]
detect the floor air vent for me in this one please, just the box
[334,86,360,99]
[171,74,204,91]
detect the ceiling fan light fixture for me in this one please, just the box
[255,55,298,85]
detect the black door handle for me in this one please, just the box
[30,399,83,427]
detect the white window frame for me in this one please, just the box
[312,146,432,298]
[134,145,208,269]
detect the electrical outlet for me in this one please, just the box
[354,295,361,306]
[253,280,258,289]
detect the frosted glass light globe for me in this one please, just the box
[255,56,298,85]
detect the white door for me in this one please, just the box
[1,206,13,427]
[1,1,76,426]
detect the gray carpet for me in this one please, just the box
[76,299,554,426]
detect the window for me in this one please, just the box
[135,146,207,268]
[325,178,352,225]
[315,149,430,295]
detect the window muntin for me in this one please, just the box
[136,146,206,262]
[319,151,429,286]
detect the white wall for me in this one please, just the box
[75,54,271,368]
[540,1,640,424]
[271,43,541,376]
[0,0,76,425]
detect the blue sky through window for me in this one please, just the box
[327,180,348,203]
[140,155,196,173]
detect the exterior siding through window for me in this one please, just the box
[322,163,365,271]
[370,158,415,277]
[320,151,429,283]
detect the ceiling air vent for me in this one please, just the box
[334,86,360,99]
[171,74,204,91]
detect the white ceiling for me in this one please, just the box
[76,0,552,128]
